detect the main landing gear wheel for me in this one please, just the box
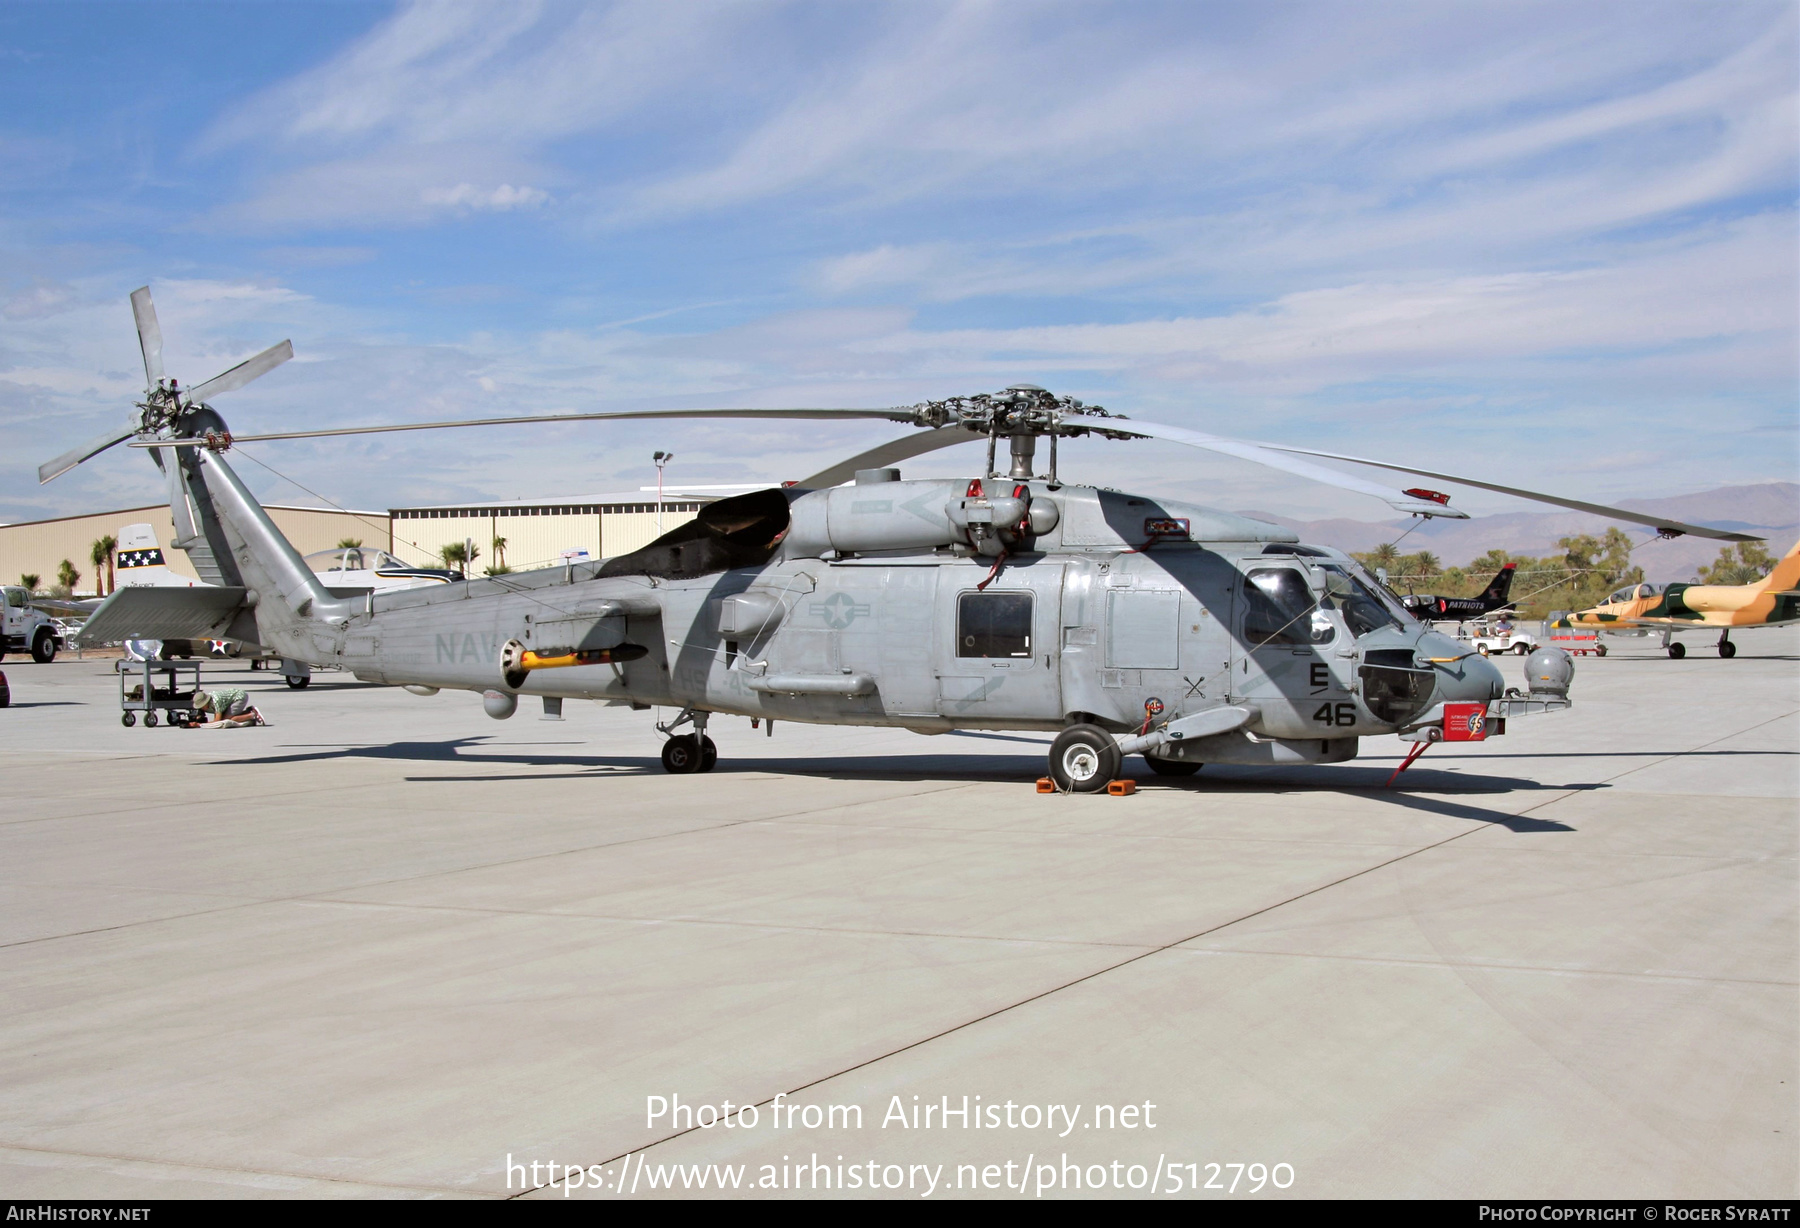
[1145,755,1202,777]
[1719,640,1736,659]
[661,734,717,774]
[1049,724,1121,793]
[285,675,310,689]
[1667,642,1686,660]
[31,632,55,664]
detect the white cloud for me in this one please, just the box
[419,183,549,211]
[5,4,1793,525]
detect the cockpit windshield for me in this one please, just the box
[303,547,407,572]
[1317,564,1407,636]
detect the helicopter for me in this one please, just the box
[46,288,1758,789]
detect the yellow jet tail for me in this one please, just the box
[1757,537,1800,595]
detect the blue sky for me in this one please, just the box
[2,0,1795,524]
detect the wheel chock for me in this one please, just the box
[1107,779,1137,797]
[1036,777,1056,794]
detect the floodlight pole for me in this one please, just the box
[653,451,673,533]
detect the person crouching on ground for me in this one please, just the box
[191,686,261,727]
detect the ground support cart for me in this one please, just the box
[117,658,202,728]
[1548,629,1608,657]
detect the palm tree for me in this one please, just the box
[437,542,478,576]
[1369,542,1401,569]
[491,535,508,569]
[56,559,80,595]
[336,538,363,549]
[19,573,40,593]
[89,535,117,596]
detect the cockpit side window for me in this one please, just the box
[1243,568,1335,646]
[1317,565,1402,637]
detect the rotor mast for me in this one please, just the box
[914,383,1111,486]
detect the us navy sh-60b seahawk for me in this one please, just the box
[45,288,1757,789]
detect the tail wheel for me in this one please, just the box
[661,734,703,774]
[30,632,55,664]
[1145,755,1202,777]
[1048,724,1121,793]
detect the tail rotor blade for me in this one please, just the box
[38,424,140,484]
[186,340,293,403]
[129,287,165,390]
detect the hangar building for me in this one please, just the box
[0,494,714,594]
[0,504,389,595]
[387,495,708,573]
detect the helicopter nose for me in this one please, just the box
[1423,630,1505,704]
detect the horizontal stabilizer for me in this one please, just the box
[76,585,248,647]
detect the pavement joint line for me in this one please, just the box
[550,793,1589,1188]
[1162,944,1800,988]
[0,783,988,950]
[0,1140,489,1197]
[281,781,989,899]
[0,900,279,952]
[282,894,1184,952]
[1590,707,1800,786]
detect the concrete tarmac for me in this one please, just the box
[0,632,1793,1199]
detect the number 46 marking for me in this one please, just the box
[1313,702,1356,727]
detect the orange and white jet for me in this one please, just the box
[1553,539,1800,658]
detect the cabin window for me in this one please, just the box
[957,591,1033,658]
[1243,568,1335,646]
[1316,565,1401,637]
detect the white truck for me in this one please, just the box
[2,586,62,663]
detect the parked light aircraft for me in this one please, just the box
[1553,539,1800,658]
[40,288,1760,787]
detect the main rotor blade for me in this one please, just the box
[1255,443,1762,542]
[186,340,294,403]
[1100,419,1469,519]
[224,405,919,443]
[129,287,164,390]
[794,425,986,488]
[38,423,140,484]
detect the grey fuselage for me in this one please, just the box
[254,474,1502,767]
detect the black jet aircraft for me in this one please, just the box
[1396,563,1517,621]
